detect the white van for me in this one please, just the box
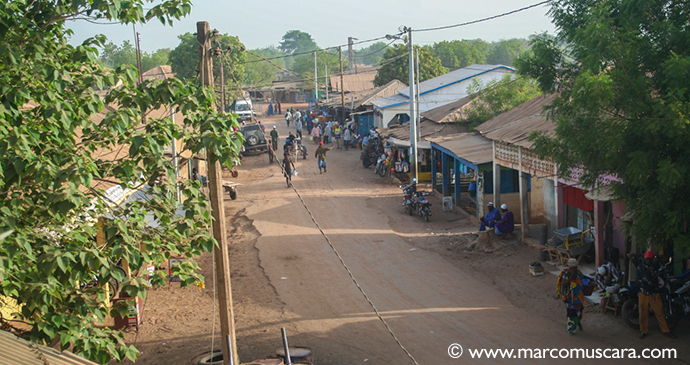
[234,99,253,121]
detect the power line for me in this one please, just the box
[416,1,551,32]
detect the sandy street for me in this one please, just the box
[121,104,688,365]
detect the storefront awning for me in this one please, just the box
[387,137,431,150]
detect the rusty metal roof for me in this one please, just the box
[0,330,98,365]
[379,120,465,141]
[142,65,174,80]
[330,72,377,93]
[474,94,556,136]
[427,133,494,166]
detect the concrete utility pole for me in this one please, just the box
[314,51,318,103]
[347,37,356,73]
[339,46,346,124]
[197,21,239,365]
[407,27,418,183]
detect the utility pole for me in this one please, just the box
[197,21,239,365]
[407,27,418,183]
[133,24,144,85]
[339,46,345,124]
[347,37,356,73]
[314,51,318,104]
[325,64,329,103]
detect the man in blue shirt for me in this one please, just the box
[479,202,502,231]
[494,203,515,238]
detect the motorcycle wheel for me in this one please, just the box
[622,299,640,329]
[407,204,413,216]
[302,149,307,160]
[424,211,429,222]
[378,164,387,177]
[362,154,372,168]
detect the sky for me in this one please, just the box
[67,0,556,54]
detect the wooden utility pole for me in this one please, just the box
[339,46,345,124]
[197,21,239,365]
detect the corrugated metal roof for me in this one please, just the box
[0,330,98,365]
[330,72,377,92]
[421,96,474,123]
[482,114,555,149]
[355,79,407,108]
[474,93,556,135]
[427,133,494,166]
[378,120,464,141]
[142,65,174,80]
[397,64,514,98]
[371,94,409,109]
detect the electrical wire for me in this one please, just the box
[269,147,420,365]
[415,1,551,32]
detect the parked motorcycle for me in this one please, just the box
[414,191,432,222]
[361,136,382,168]
[400,183,417,216]
[375,153,387,177]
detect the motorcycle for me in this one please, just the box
[400,183,417,216]
[361,135,382,168]
[375,153,387,177]
[414,191,432,222]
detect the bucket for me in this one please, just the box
[276,346,313,364]
[249,358,284,365]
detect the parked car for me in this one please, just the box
[241,123,268,154]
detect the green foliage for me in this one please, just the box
[486,38,529,66]
[374,44,447,87]
[461,74,542,129]
[433,39,489,70]
[279,30,318,55]
[516,0,690,254]
[99,41,170,72]
[292,51,345,89]
[244,46,284,88]
[169,32,247,102]
[355,41,389,66]
[0,0,241,363]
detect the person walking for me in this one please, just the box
[343,126,352,151]
[295,118,303,139]
[282,152,295,187]
[268,102,274,116]
[310,122,321,144]
[285,110,292,127]
[324,122,332,144]
[270,126,279,151]
[635,251,677,339]
[315,141,333,174]
[334,124,342,149]
[277,101,282,114]
[557,258,585,335]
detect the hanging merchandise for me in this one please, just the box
[395,161,402,172]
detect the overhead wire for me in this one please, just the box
[415,1,551,32]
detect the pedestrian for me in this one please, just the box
[268,102,274,116]
[191,167,202,185]
[282,152,295,188]
[277,100,282,114]
[635,251,677,339]
[334,124,342,149]
[295,118,303,139]
[285,110,291,127]
[294,109,302,125]
[306,114,313,134]
[324,122,332,144]
[494,204,514,238]
[310,122,321,144]
[556,258,585,335]
[270,125,279,151]
[315,141,333,174]
[343,126,352,151]
[479,202,501,231]
[353,131,361,149]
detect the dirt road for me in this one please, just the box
[123,105,688,365]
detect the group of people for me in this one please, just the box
[556,252,677,339]
[267,100,282,116]
[478,201,514,237]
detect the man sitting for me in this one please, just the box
[594,263,620,290]
[494,204,515,238]
[479,202,502,231]
[283,132,295,152]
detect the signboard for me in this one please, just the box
[443,196,453,212]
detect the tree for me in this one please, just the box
[279,30,318,55]
[486,38,528,66]
[461,74,542,129]
[99,40,137,68]
[244,46,284,88]
[374,44,447,87]
[433,39,489,70]
[355,41,388,65]
[142,48,171,71]
[515,1,690,254]
[0,1,242,363]
[169,32,247,102]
